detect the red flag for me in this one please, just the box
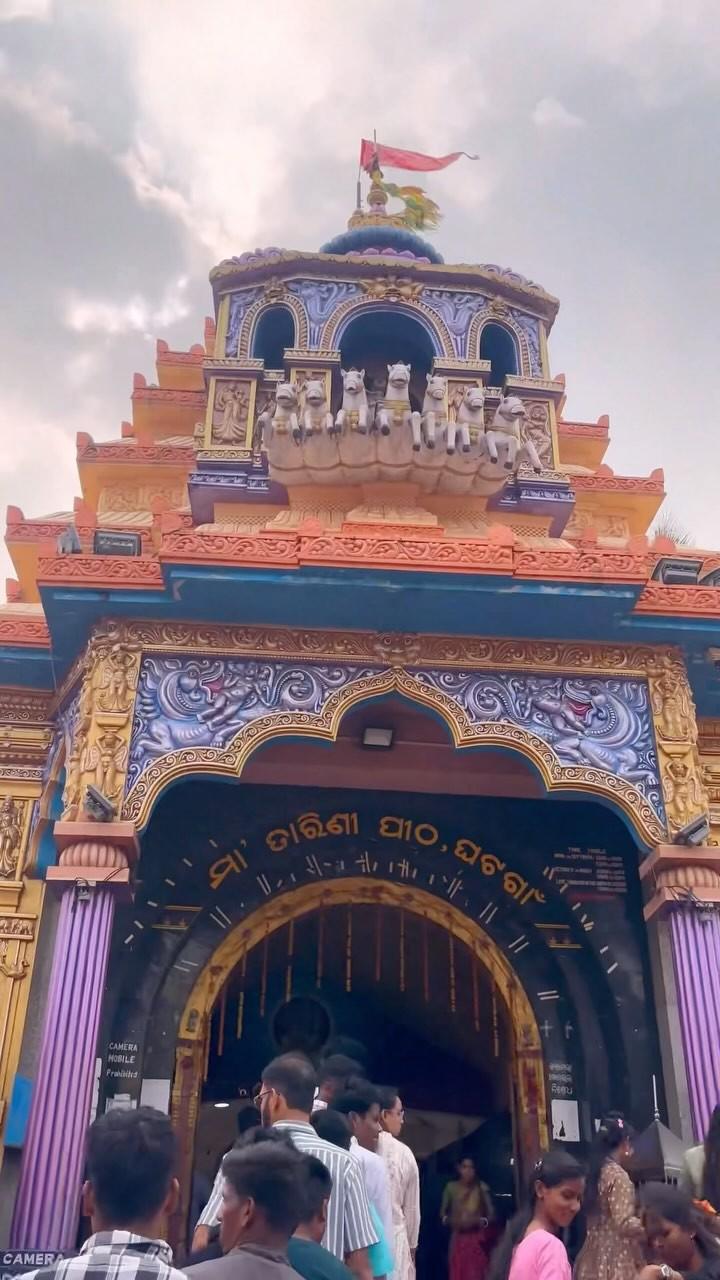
[360,139,476,174]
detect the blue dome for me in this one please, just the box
[320,223,443,264]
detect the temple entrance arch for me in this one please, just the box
[168,877,548,1248]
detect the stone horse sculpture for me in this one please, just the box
[448,383,485,455]
[375,362,421,449]
[420,374,448,451]
[301,378,333,439]
[485,395,542,473]
[263,380,300,443]
[335,368,370,435]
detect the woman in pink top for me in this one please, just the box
[488,1151,585,1280]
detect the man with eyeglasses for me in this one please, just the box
[256,1055,376,1280]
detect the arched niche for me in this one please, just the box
[479,321,519,385]
[250,305,296,368]
[338,307,437,410]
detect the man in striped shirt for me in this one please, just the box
[257,1055,376,1280]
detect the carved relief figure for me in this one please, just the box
[213,383,249,444]
[413,669,662,817]
[0,796,23,879]
[420,374,448,450]
[664,753,706,828]
[650,658,694,742]
[335,368,370,435]
[449,383,485,454]
[86,730,128,802]
[97,650,137,715]
[375,363,421,448]
[128,657,377,787]
[301,379,333,439]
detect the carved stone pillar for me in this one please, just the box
[9,821,138,1249]
[641,845,720,1140]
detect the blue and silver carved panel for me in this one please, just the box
[411,669,663,819]
[287,280,361,348]
[127,656,377,790]
[422,290,486,357]
[225,288,263,356]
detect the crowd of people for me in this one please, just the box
[16,1059,720,1280]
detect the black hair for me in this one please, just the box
[262,1053,317,1114]
[584,1112,633,1217]
[318,1055,363,1091]
[488,1150,585,1280]
[704,1105,720,1211]
[237,1105,261,1135]
[323,1036,368,1068]
[377,1086,400,1112]
[334,1080,380,1119]
[86,1105,177,1227]
[301,1155,333,1222]
[640,1182,720,1258]
[311,1108,352,1150]
[222,1142,305,1234]
[237,1126,296,1152]
[457,1154,478,1173]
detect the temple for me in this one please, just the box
[2,179,720,1254]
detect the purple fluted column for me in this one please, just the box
[9,824,136,1250]
[10,884,116,1248]
[670,909,720,1140]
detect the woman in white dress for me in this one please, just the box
[377,1086,421,1280]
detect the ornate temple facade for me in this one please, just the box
[2,197,720,1251]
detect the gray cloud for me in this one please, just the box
[1,0,719,590]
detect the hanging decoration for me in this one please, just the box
[492,985,500,1058]
[217,982,227,1058]
[316,904,325,989]
[399,909,406,993]
[375,906,383,984]
[422,914,430,1003]
[346,907,353,993]
[236,948,247,1040]
[448,925,456,1014]
[202,1013,211,1083]
[260,926,269,1018]
[285,919,295,1003]
[472,952,480,1033]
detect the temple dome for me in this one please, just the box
[320,222,443,264]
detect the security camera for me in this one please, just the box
[672,815,710,847]
[84,784,116,823]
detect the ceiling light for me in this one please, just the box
[362,727,394,750]
[214,1101,230,1109]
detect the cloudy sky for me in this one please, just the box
[1,0,719,589]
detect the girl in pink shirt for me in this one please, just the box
[489,1151,585,1280]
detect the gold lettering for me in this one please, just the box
[325,812,359,837]
[503,871,529,901]
[379,816,406,839]
[209,850,247,890]
[266,828,290,853]
[296,812,327,840]
[414,823,439,847]
[454,838,482,866]
[480,853,506,877]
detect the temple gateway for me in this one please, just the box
[1,180,720,1254]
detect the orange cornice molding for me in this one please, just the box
[0,610,50,647]
[634,582,720,618]
[76,433,195,467]
[131,374,205,410]
[572,467,664,495]
[36,555,164,589]
[557,422,609,439]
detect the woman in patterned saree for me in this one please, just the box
[575,1112,644,1280]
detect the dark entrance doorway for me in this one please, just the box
[195,900,514,1278]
